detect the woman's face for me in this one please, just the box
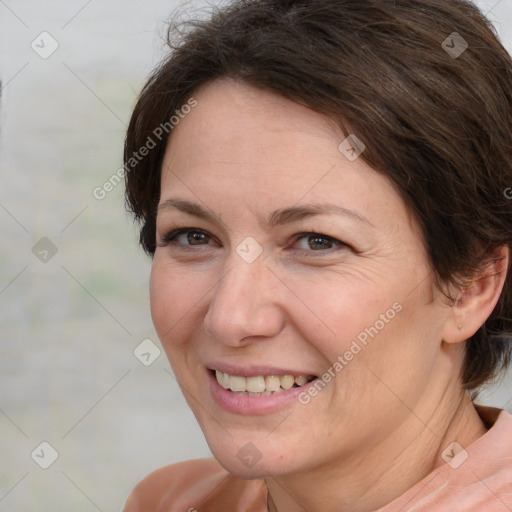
[151,79,456,478]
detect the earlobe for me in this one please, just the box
[443,245,509,345]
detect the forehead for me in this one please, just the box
[159,78,407,228]
[163,79,344,172]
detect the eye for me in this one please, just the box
[160,228,215,247]
[159,228,349,255]
[292,233,348,252]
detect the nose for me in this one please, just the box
[203,254,285,347]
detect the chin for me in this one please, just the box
[206,436,296,480]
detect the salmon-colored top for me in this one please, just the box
[123,405,512,511]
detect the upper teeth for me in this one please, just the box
[215,370,312,394]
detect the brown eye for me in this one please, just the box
[186,231,211,245]
[306,235,335,250]
[161,228,213,246]
[294,233,346,252]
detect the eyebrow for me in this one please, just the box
[157,198,373,228]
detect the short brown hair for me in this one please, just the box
[124,0,512,390]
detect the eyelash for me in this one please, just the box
[159,227,349,257]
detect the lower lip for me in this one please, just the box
[208,370,318,415]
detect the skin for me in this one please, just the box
[150,78,509,512]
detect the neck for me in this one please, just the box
[265,391,487,512]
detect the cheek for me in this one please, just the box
[286,271,387,358]
[330,291,439,414]
[149,258,199,344]
[149,260,169,337]
[288,270,433,400]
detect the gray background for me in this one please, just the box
[0,0,511,510]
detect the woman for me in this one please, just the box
[122,0,512,510]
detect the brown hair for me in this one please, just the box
[124,0,512,390]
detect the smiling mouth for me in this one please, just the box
[212,369,317,396]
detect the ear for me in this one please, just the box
[443,245,510,344]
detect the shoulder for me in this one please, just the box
[473,404,512,456]
[472,406,512,484]
[381,406,512,512]
[122,458,267,512]
[123,458,226,512]
[438,406,512,509]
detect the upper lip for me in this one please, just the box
[207,362,317,378]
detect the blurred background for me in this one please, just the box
[0,0,511,510]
